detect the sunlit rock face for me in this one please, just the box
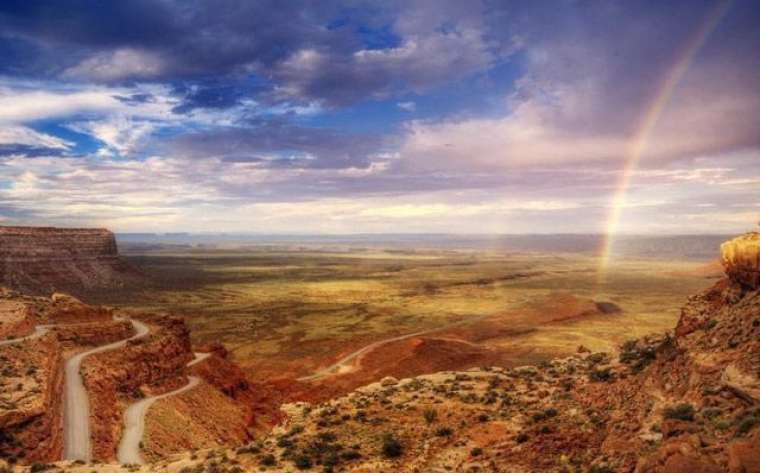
[0,226,139,295]
[720,232,760,289]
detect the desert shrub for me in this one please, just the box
[586,353,606,366]
[736,409,760,437]
[381,433,403,458]
[236,444,260,455]
[715,420,732,431]
[477,413,489,423]
[30,464,53,473]
[531,411,546,422]
[621,339,637,352]
[701,407,721,420]
[287,425,305,436]
[516,432,529,443]
[293,454,312,470]
[317,431,337,443]
[663,403,695,421]
[322,451,339,467]
[341,449,361,461]
[435,426,453,437]
[544,408,558,418]
[588,367,613,382]
[423,408,438,424]
[470,447,483,457]
[657,334,675,353]
[259,454,276,466]
[277,437,294,448]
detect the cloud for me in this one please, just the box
[67,117,157,156]
[0,126,74,157]
[0,0,509,107]
[0,1,758,234]
[0,126,72,149]
[395,1,760,173]
[397,101,415,112]
[63,48,166,82]
[0,87,122,123]
[166,121,390,170]
[272,14,498,105]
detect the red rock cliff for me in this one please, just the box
[0,226,139,296]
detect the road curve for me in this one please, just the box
[297,314,492,382]
[0,325,52,347]
[64,318,150,462]
[117,352,211,465]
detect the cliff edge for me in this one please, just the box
[0,226,140,296]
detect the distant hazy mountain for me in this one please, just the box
[116,233,733,261]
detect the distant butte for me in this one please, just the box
[0,226,140,296]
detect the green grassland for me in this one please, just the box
[95,247,718,377]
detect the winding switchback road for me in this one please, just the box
[0,325,52,347]
[63,318,150,462]
[116,352,211,465]
[297,314,492,382]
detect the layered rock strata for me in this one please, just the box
[0,226,139,295]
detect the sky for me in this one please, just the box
[0,0,758,234]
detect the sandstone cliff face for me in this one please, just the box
[0,226,140,296]
[720,232,760,289]
[0,334,64,463]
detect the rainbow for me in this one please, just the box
[597,0,732,281]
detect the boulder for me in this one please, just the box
[380,376,399,386]
[720,233,760,289]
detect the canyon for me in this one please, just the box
[0,290,259,466]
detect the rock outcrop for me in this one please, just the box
[0,333,64,463]
[721,232,760,289]
[0,226,140,296]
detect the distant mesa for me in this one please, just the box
[720,232,760,289]
[0,226,141,296]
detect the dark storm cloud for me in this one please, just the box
[489,0,760,136]
[0,0,335,76]
[0,0,506,107]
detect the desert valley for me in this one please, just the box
[0,226,758,472]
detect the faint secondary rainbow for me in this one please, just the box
[597,0,732,281]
